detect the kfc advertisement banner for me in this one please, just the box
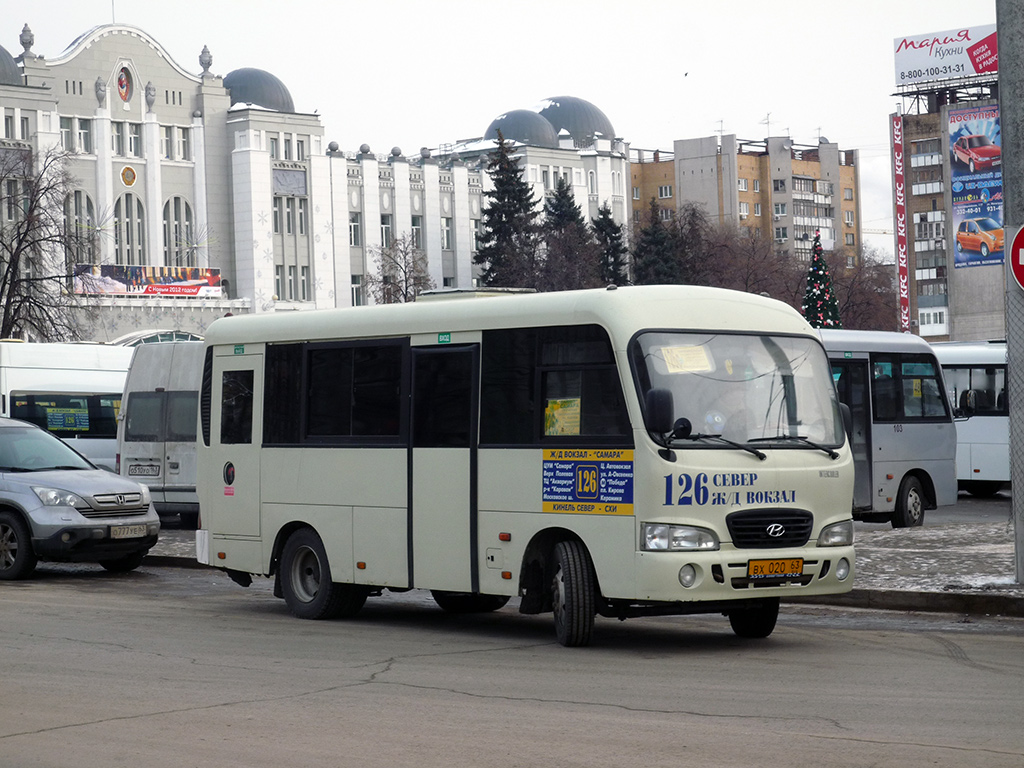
[891,115,911,333]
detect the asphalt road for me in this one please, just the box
[2,563,1023,768]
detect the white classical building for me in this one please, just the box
[0,23,630,341]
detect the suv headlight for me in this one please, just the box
[33,486,87,508]
[642,523,719,551]
[817,520,854,547]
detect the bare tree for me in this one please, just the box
[704,222,805,303]
[0,145,96,340]
[827,245,899,331]
[364,233,436,304]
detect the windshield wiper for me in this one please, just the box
[749,434,840,460]
[669,432,767,461]
[0,465,33,472]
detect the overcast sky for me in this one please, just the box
[8,0,1000,258]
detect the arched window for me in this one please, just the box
[163,197,195,266]
[114,193,146,265]
[64,190,97,265]
[588,170,596,195]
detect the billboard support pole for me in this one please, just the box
[996,0,1024,583]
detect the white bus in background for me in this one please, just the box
[932,340,1009,497]
[0,341,134,471]
[197,285,856,646]
[820,329,958,527]
[117,341,204,528]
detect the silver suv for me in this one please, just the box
[0,417,160,579]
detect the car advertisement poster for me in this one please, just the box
[949,104,1003,268]
[73,264,223,296]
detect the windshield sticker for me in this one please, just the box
[45,408,90,432]
[544,398,581,436]
[543,449,634,514]
[662,345,713,374]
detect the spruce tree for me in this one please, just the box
[592,203,628,285]
[801,230,842,328]
[474,130,540,287]
[632,199,681,285]
[541,178,602,291]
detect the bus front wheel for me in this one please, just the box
[728,597,780,638]
[281,528,367,620]
[893,475,925,528]
[551,540,595,647]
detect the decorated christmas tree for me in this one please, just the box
[801,230,842,328]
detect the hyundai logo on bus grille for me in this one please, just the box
[766,523,785,538]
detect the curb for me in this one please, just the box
[786,588,1024,618]
[145,553,1024,617]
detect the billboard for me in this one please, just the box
[74,264,223,297]
[948,105,1003,268]
[894,25,998,87]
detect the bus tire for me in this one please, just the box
[893,475,925,528]
[281,528,366,620]
[0,511,37,580]
[728,597,780,638]
[99,550,146,573]
[551,540,595,647]
[430,591,510,613]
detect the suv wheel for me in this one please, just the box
[0,511,38,580]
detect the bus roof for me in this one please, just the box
[931,340,1007,366]
[818,329,937,356]
[202,285,819,348]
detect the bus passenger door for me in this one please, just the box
[207,352,263,538]
[410,345,478,592]
[832,359,872,510]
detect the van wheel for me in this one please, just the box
[99,550,146,572]
[963,480,1005,498]
[893,475,925,528]
[728,597,780,638]
[281,528,366,619]
[551,540,595,647]
[0,511,37,580]
[431,591,510,613]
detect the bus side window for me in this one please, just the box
[221,370,254,444]
[873,375,897,421]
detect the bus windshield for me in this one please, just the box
[632,332,843,446]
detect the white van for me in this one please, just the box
[117,342,204,528]
[0,341,134,472]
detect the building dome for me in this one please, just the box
[223,67,295,112]
[483,109,559,149]
[0,45,20,86]
[534,96,615,148]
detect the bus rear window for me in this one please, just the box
[11,393,120,439]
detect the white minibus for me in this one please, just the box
[0,341,134,471]
[117,341,204,528]
[197,286,856,646]
[820,329,957,527]
[932,340,1008,497]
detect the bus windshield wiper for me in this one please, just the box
[749,434,840,460]
[668,432,767,461]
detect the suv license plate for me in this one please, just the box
[111,524,148,539]
[747,558,803,579]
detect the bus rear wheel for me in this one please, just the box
[431,591,510,613]
[551,540,595,647]
[893,475,925,528]
[281,528,367,620]
[728,597,780,638]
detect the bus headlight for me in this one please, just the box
[817,520,854,547]
[642,523,719,551]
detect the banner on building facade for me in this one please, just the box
[891,115,911,333]
[73,265,223,297]
[894,25,998,87]
[948,104,1003,268]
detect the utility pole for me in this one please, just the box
[997,0,1024,582]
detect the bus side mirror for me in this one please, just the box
[839,402,853,443]
[645,388,675,435]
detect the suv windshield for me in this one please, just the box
[0,426,95,472]
[631,331,844,447]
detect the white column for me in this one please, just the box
[191,114,209,267]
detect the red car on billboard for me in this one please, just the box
[956,217,1004,258]
[952,135,1001,173]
